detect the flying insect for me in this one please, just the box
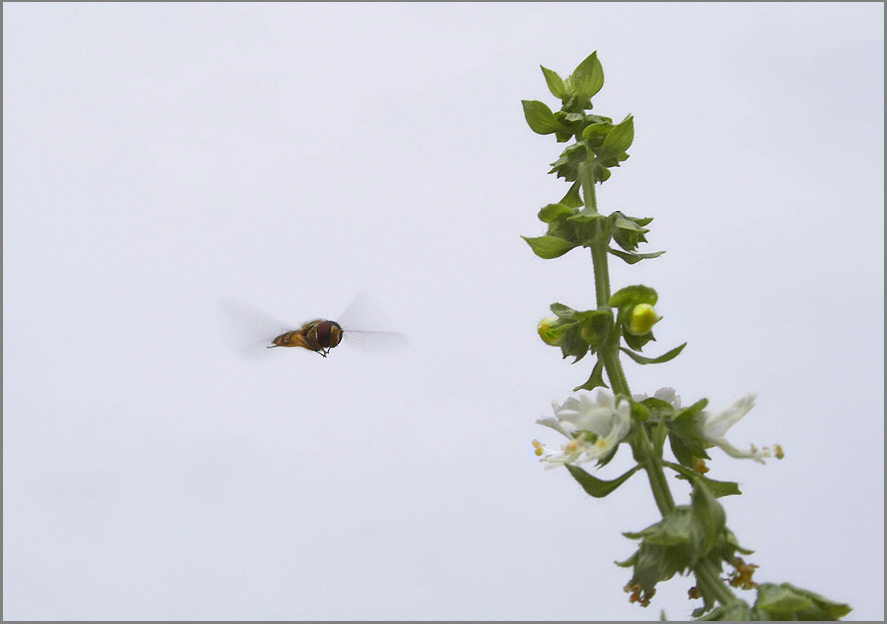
[217,294,406,359]
[268,319,345,356]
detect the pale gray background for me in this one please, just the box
[4,3,883,621]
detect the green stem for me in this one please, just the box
[579,160,598,214]
[590,246,611,309]
[579,154,737,605]
[580,162,611,309]
[601,347,629,396]
[582,153,737,609]
[635,423,675,515]
[695,558,739,606]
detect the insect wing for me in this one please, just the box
[341,328,409,353]
[337,292,409,353]
[216,298,293,359]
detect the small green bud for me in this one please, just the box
[537,316,561,346]
[628,303,660,335]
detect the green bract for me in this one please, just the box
[699,584,853,621]
[619,483,752,610]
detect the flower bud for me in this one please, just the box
[537,316,561,346]
[628,303,660,335]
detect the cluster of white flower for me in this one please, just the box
[533,390,631,469]
[535,387,781,468]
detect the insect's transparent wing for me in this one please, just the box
[216,298,292,359]
[342,328,410,353]
[338,292,409,353]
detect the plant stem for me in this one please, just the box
[580,162,612,309]
[695,558,739,606]
[635,421,676,515]
[601,347,629,395]
[579,161,598,214]
[585,156,738,609]
[590,245,611,309]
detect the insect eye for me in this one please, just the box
[314,321,332,347]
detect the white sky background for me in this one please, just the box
[3,2,883,620]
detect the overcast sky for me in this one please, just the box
[4,3,883,621]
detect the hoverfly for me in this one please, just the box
[267,319,346,357]
[217,293,406,359]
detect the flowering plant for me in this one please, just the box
[524,53,850,620]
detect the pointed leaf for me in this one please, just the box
[573,358,608,392]
[621,343,686,365]
[608,248,666,264]
[565,464,642,498]
[521,100,563,135]
[597,115,634,160]
[570,51,605,101]
[540,65,567,99]
[522,235,578,259]
[691,483,726,554]
[559,181,583,209]
[665,461,742,498]
[538,203,575,223]
[754,583,852,620]
[610,285,659,309]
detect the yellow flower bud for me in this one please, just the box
[537,315,560,346]
[629,303,660,335]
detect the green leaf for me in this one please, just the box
[612,214,647,233]
[665,462,742,497]
[582,120,613,144]
[754,583,852,620]
[559,181,583,209]
[567,206,607,224]
[673,398,708,427]
[570,51,605,101]
[641,397,678,416]
[549,303,573,319]
[573,358,608,392]
[562,112,585,124]
[565,464,642,498]
[611,211,652,253]
[621,343,686,365]
[559,323,589,362]
[608,248,666,264]
[537,203,575,223]
[575,309,612,351]
[690,483,726,554]
[521,235,577,259]
[623,329,656,352]
[521,100,563,135]
[669,434,703,468]
[540,65,567,99]
[610,285,659,309]
[548,142,587,181]
[549,302,579,320]
[596,115,634,160]
[696,476,741,498]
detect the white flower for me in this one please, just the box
[697,394,779,464]
[533,389,632,469]
[632,387,681,409]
